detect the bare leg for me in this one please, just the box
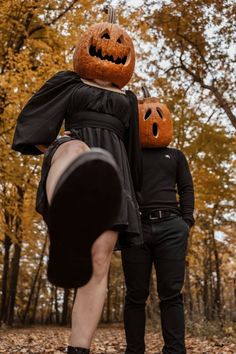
[45,139,119,348]
[69,230,118,348]
[46,140,90,204]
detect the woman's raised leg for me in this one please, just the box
[44,138,121,288]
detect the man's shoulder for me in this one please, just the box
[142,147,186,160]
[164,148,189,164]
[166,147,186,156]
[166,146,180,152]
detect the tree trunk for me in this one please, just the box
[0,234,12,322]
[209,249,214,320]
[184,259,193,321]
[61,288,70,325]
[30,272,43,324]
[203,234,210,320]
[54,287,60,324]
[46,285,55,324]
[211,230,222,320]
[22,236,47,324]
[5,242,22,326]
[196,281,202,316]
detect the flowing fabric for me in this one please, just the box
[12,71,143,248]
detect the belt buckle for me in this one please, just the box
[149,210,162,220]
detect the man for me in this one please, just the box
[122,90,194,354]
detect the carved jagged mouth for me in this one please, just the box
[89,45,127,65]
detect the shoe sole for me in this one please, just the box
[47,149,122,288]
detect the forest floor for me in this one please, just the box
[0,324,235,354]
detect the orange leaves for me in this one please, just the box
[0,326,235,353]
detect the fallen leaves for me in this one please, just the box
[0,326,235,353]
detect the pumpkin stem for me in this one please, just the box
[142,86,151,98]
[103,5,117,23]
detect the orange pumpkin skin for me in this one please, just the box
[73,22,135,89]
[138,97,173,148]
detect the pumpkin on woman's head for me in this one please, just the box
[73,6,135,88]
[138,86,173,148]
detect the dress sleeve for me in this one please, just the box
[12,71,80,155]
[125,90,143,203]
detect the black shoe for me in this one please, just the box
[67,346,90,353]
[47,148,122,288]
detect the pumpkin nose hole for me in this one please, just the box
[144,108,152,120]
[152,123,158,137]
[102,32,110,39]
[156,108,163,119]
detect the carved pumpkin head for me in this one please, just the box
[73,6,135,88]
[138,87,173,148]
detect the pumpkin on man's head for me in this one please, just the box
[73,6,135,89]
[138,87,173,148]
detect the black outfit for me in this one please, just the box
[140,147,194,227]
[122,147,194,354]
[12,71,143,249]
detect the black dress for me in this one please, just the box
[12,71,143,249]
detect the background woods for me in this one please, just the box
[0,0,235,337]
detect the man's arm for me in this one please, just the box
[176,150,195,228]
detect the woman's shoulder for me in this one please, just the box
[47,70,81,84]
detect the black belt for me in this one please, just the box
[66,111,126,142]
[141,210,178,221]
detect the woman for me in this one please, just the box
[12,7,142,354]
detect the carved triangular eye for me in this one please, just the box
[156,107,163,119]
[101,32,110,39]
[117,35,124,44]
[144,108,152,120]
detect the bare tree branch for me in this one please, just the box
[179,56,236,128]
[46,0,79,25]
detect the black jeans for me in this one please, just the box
[121,216,189,354]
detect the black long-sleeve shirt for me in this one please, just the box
[141,147,195,227]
